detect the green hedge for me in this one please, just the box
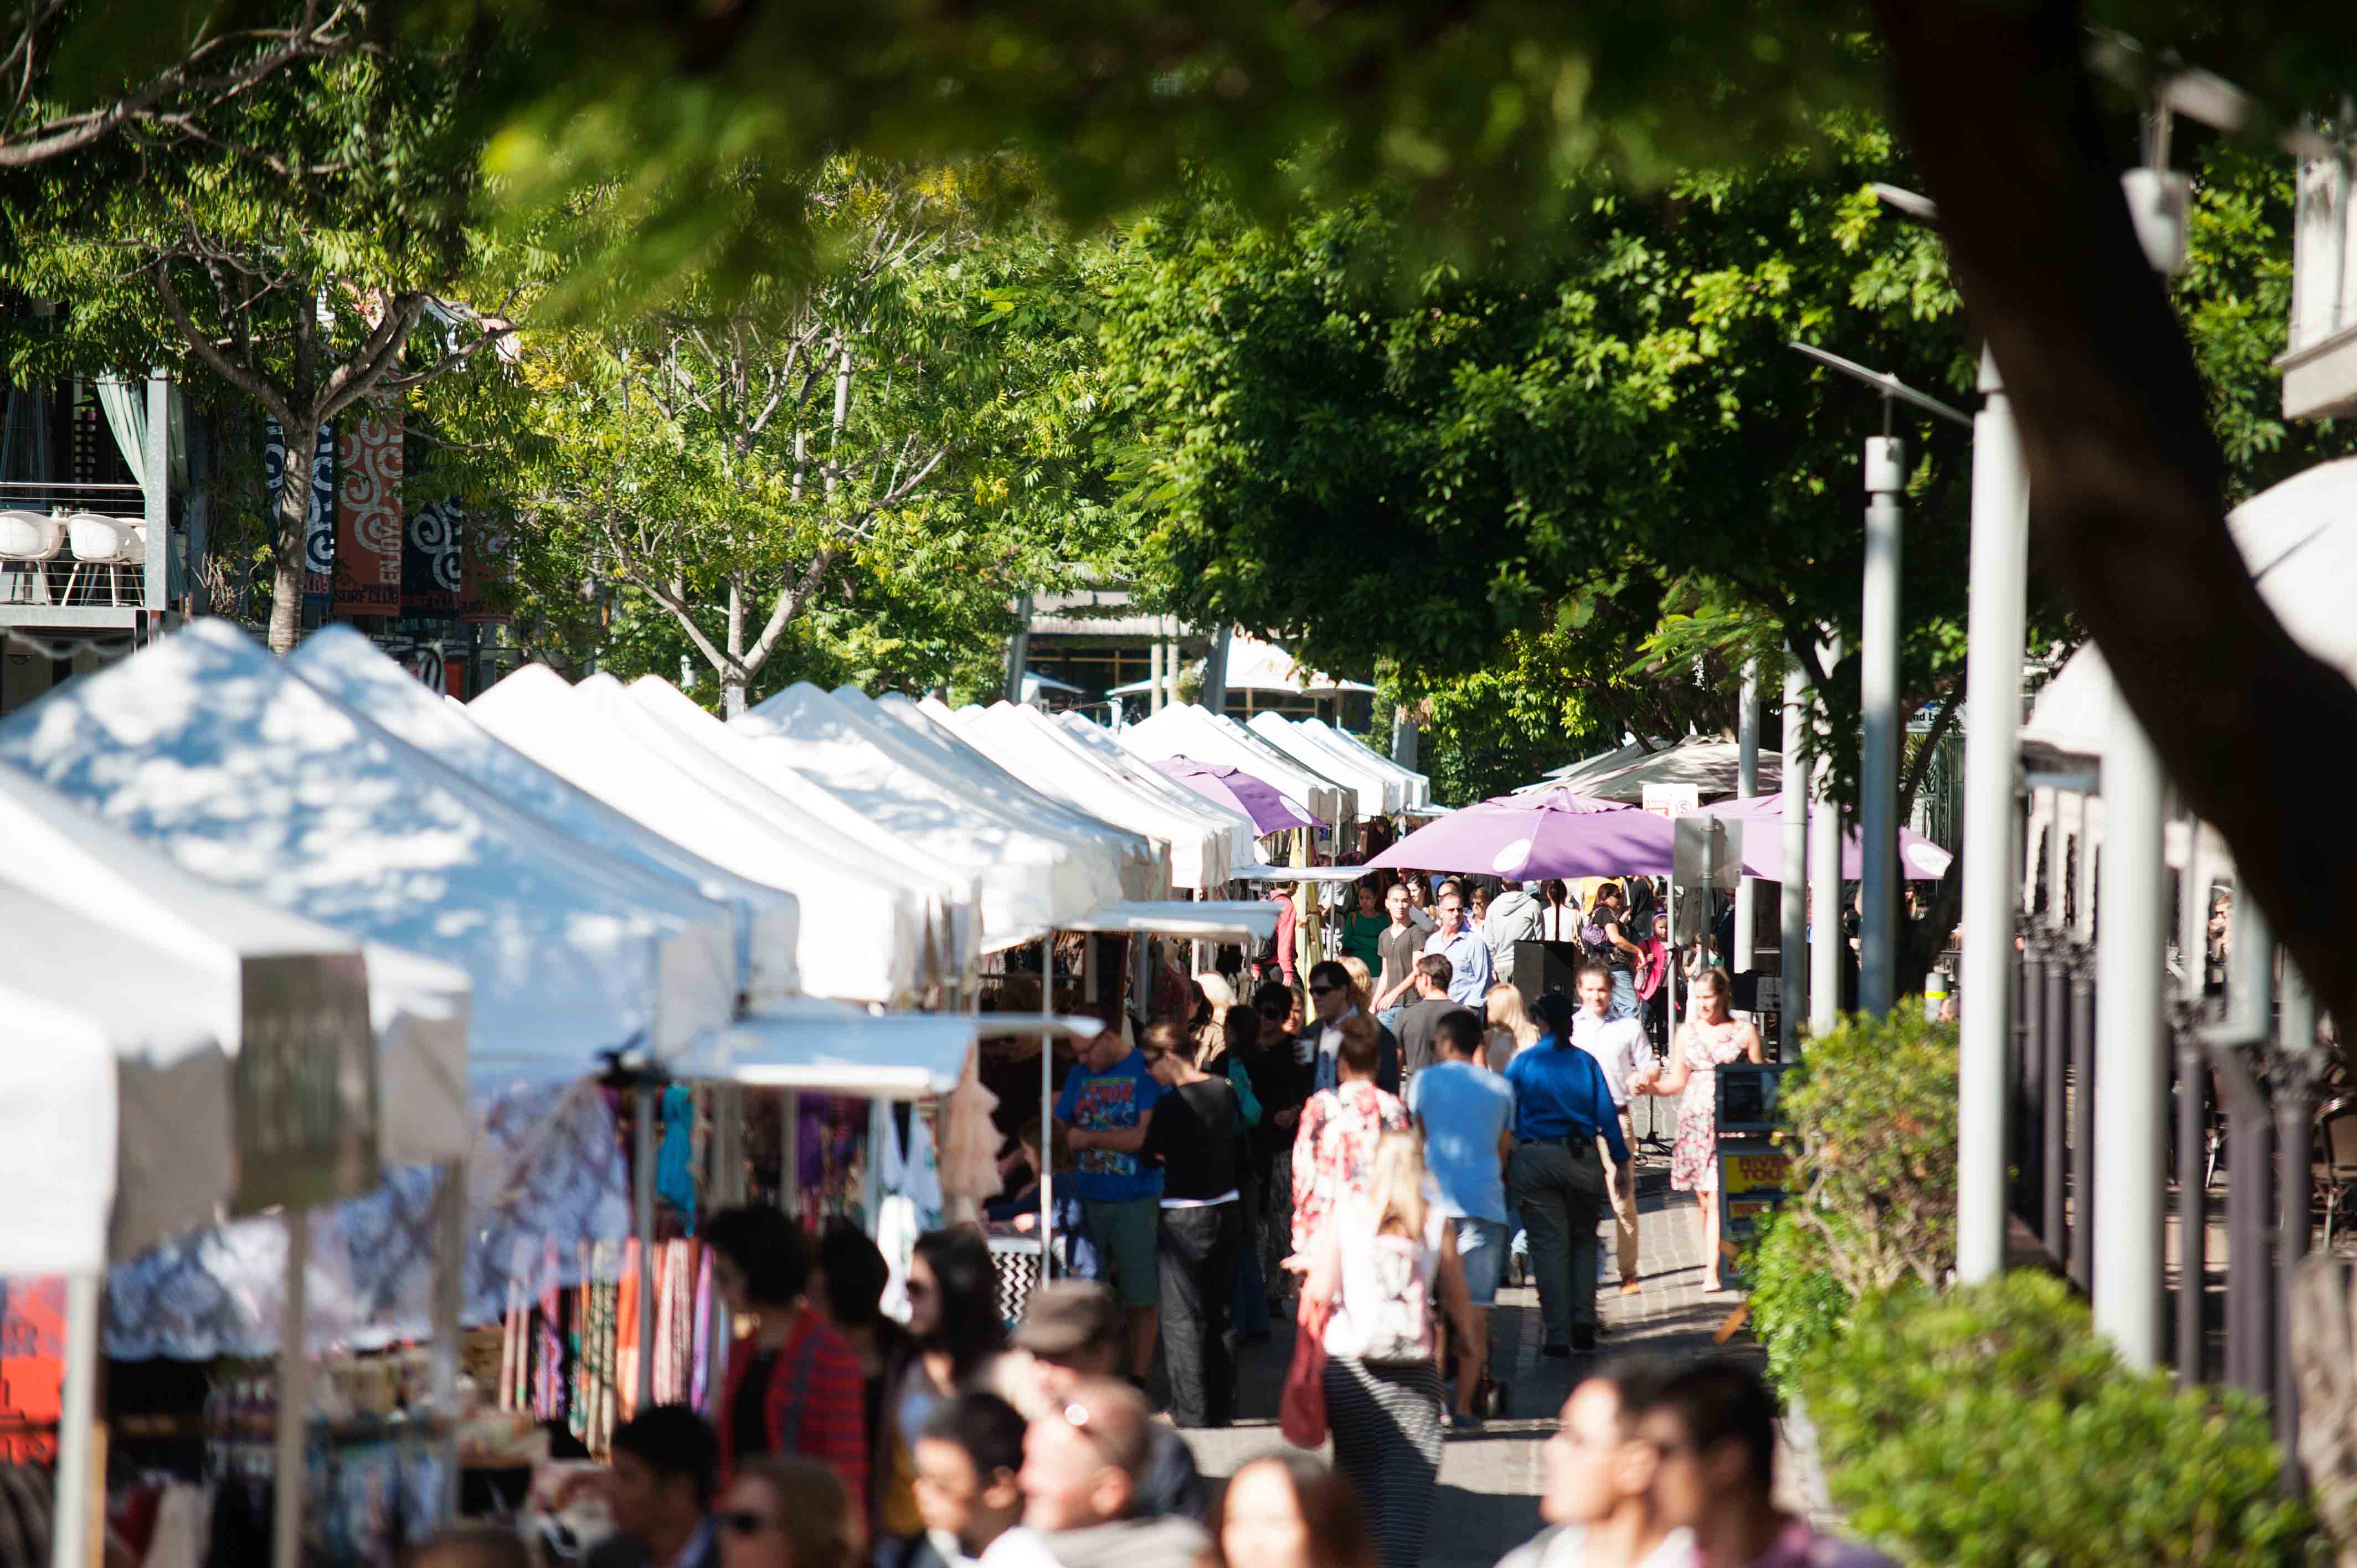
[1806,1274,2319,1566]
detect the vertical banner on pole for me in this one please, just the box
[264,419,337,615]
[402,497,464,617]
[333,413,404,616]
[459,512,513,624]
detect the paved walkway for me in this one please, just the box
[1175,1175,1762,1568]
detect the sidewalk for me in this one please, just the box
[1176,1178,1759,1568]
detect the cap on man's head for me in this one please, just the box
[1013,1281,1120,1356]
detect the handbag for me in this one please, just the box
[1279,1294,1332,1447]
[1280,1231,1340,1448]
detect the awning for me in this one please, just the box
[683,1007,982,1099]
[1233,864,1378,884]
[1056,900,1282,942]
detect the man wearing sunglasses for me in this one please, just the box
[981,1379,1212,1568]
[1304,959,1400,1096]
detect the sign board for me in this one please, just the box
[234,951,382,1214]
[1642,783,1701,818]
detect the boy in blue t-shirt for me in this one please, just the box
[1407,1007,1515,1428]
[1053,1027,1166,1380]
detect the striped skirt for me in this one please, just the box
[1323,1354,1444,1568]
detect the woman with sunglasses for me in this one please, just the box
[1137,1021,1247,1428]
[717,1456,856,1568]
[893,1230,1012,1479]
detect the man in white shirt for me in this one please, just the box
[1572,966,1655,1296]
[1494,1363,1696,1568]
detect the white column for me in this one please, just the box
[1859,437,1906,1014]
[1957,349,2030,1283]
[1780,656,1809,1055]
[1733,659,1760,972]
[142,370,169,627]
[1808,638,1844,1036]
[2093,667,2169,1366]
[48,1270,101,1568]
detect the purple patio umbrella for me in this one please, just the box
[1365,787,1676,880]
[1151,755,1325,834]
[1702,794,1953,881]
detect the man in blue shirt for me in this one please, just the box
[1504,992,1630,1356]
[1056,1025,1166,1381]
[1422,888,1495,1007]
[1408,1007,1515,1431]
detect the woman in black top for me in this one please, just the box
[1140,1022,1246,1427]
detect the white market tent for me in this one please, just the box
[736,683,1122,948]
[625,676,981,977]
[928,698,1233,889]
[1519,736,1785,804]
[1118,703,1351,828]
[1207,710,1361,823]
[466,665,931,1004]
[0,618,739,1089]
[1046,710,1264,869]
[0,984,115,1275]
[1296,715,1432,808]
[836,686,1169,900]
[1248,711,1403,815]
[1221,632,1378,697]
[291,629,804,1008]
[1516,739,1659,794]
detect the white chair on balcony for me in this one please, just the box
[61,512,145,608]
[0,509,64,606]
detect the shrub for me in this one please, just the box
[1778,999,1959,1299]
[1742,1206,1856,1391]
[1806,1273,2320,1566]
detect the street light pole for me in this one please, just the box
[1780,652,1809,1056]
[1860,433,1905,1014]
[1733,658,1760,972]
[1808,635,1844,1036]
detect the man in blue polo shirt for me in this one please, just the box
[1504,991,1629,1356]
[1422,888,1494,1007]
[1056,1025,1166,1383]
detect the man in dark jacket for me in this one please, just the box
[591,1406,721,1568]
[1303,959,1401,1095]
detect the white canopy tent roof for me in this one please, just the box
[1519,737,1784,803]
[1047,710,1263,866]
[467,666,929,1004]
[841,688,1169,900]
[625,677,980,977]
[2026,456,2357,761]
[1517,740,1659,794]
[1207,710,1361,823]
[675,1000,983,1098]
[291,629,802,1008]
[940,699,1234,889]
[1054,900,1282,942]
[1117,704,1350,827]
[0,620,737,1092]
[735,683,1121,948]
[1295,716,1430,808]
[1221,633,1378,695]
[1248,711,1403,815]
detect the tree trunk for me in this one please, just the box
[724,576,748,718]
[1871,0,2357,1034]
[266,429,313,655]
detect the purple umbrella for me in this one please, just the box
[1151,755,1325,834]
[1702,795,1953,881]
[1365,787,1676,880]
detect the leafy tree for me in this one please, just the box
[1,28,520,652]
[493,164,1119,712]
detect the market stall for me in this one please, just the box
[1048,711,1265,868]
[1117,702,1353,828]
[1248,710,1403,816]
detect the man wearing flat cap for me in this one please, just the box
[1007,1283,1206,1524]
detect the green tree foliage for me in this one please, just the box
[0,23,522,651]
[489,163,1119,710]
[1807,1275,2318,1566]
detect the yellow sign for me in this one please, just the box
[1718,1151,1792,1199]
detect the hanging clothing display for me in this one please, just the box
[938,1051,1001,1206]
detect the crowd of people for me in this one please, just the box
[394,865,1812,1568]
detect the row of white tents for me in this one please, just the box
[0,620,1427,1568]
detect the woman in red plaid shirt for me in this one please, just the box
[706,1206,869,1538]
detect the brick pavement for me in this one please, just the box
[1175,1173,1763,1568]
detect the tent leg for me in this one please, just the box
[1041,933,1056,1280]
[49,1268,100,1568]
[708,1084,742,1417]
[274,1209,310,1568]
[634,1085,657,1417]
[432,1160,466,1524]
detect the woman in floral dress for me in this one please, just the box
[1632,967,1763,1291]
[1288,1014,1411,1267]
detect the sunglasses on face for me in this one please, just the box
[719,1511,780,1538]
[1308,983,1340,997]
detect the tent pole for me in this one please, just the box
[634,1084,657,1416]
[780,1091,800,1218]
[274,1208,310,1568]
[49,1268,100,1568]
[1040,933,1056,1283]
[432,1160,466,1523]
